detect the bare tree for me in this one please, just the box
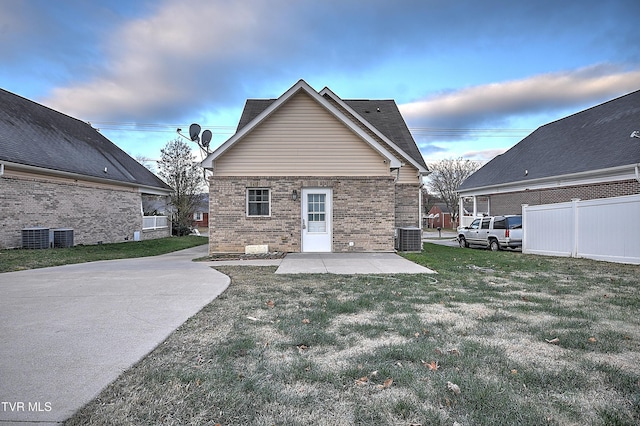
[157,139,204,236]
[427,158,480,226]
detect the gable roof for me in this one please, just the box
[203,79,428,174]
[0,88,171,193]
[459,89,640,192]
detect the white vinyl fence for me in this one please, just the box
[522,194,640,264]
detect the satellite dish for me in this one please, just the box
[189,123,201,141]
[201,130,212,148]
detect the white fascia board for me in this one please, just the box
[319,87,428,174]
[2,160,172,195]
[201,79,401,170]
[457,163,640,197]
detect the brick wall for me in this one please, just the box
[489,179,640,215]
[0,173,163,249]
[395,183,420,228]
[209,176,396,253]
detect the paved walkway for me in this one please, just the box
[205,252,435,274]
[274,252,435,274]
[0,245,228,425]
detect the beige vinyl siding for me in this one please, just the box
[395,163,420,184]
[214,92,389,177]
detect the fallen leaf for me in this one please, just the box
[434,348,443,355]
[423,360,439,371]
[370,370,378,377]
[246,316,258,321]
[266,300,275,308]
[414,332,420,338]
[302,318,310,324]
[297,344,308,353]
[511,369,518,375]
[355,376,369,386]
[545,337,560,344]
[447,381,461,395]
[448,348,460,356]
[378,377,393,389]
[588,337,597,343]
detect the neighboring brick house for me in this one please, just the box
[425,204,453,229]
[192,193,209,229]
[201,80,429,253]
[458,89,640,223]
[0,88,173,249]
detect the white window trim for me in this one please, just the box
[246,188,271,217]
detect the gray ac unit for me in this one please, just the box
[395,227,422,252]
[51,228,74,248]
[22,227,50,249]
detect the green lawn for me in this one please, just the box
[0,236,208,273]
[65,244,640,426]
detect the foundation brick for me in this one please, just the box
[209,176,397,253]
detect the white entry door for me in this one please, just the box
[302,188,332,252]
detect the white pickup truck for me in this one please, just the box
[457,215,523,251]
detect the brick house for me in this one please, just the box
[458,89,640,223]
[201,80,429,253]
[0,88,173,249]
[425,204,453,229]
[192,193,209,229]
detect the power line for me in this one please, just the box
[88,120,533,139]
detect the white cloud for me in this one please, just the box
[399,65,640,129]
[43,0,290,120]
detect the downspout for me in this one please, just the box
[635,164,640,183]
[0,162,4,176]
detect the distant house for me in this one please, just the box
[192,193,209,228]
[0,88,173,249]
[425,203,453,229]
[201,79,429,253]
[458,89,640,223]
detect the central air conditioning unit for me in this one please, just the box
[22,227,50,249]
[395,227,422,252]
[51,228,74,248]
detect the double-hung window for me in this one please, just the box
[247,188,270,216]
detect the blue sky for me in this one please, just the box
[2,0,640,167]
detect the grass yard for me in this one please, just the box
[66,244,640,426]
[0,235,208,273]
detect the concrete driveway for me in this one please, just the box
[0,245,228,425]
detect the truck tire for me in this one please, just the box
[489,239,500,251]
[459,236,468,248]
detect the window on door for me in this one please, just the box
[247,188,270,216]
[307,193,326,232]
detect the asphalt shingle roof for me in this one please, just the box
[236,96,426,170]
[459,89,640,191]
[0,88,171,191]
